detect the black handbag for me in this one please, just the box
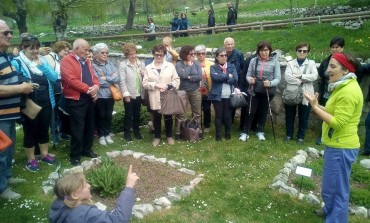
[180,117,200,142]
[230,92,248,108]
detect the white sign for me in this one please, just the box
[295,166,312,177]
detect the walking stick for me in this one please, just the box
[248,85,254,116]
[265,87,276,141]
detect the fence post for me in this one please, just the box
[318,16,321,24]
[260,22,263,30]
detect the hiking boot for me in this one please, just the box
[105,135,114,144]
[239,133,249,142]
[167,137,175,145]
[152,138,161,147]
[40,154,57,166]
[8,177,26,185]
[0,188,21,200]
[99,136,107,145]
[256,132,266,141]
[25,159,40,172]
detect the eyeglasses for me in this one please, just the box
[196,52,206,56]
[154,53,164,57]
[100,51,109,55]
[188,53,195,56]
[2,30,13,36]
[218,54,227,57]
[297,49,308,53]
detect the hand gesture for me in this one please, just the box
[124,96,131,103]
[304,92,319,108]
[249,77,256,85]
[126,165,139,188]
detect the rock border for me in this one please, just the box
[270,147,370,219]
[41,150,204,219]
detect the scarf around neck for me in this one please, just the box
[19,51,42,76]
[328,72,356,93]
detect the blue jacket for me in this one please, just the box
[227,49,244,86]
[170,17,180,31]
[208,62,238,101]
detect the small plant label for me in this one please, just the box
[295,166,312,177]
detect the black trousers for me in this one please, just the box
[67,98,95,160]
[123,96,141,134]
[202,95,212,128]
[95,98,114,137]
[212,98,232,138]
[243,93,273,134]
[152,110,173,138]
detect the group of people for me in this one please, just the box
[1,16,369,222]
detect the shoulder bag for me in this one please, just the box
[21,97,42,120]
[93,64,123,101]
[282,63,309,105]
[0,130,12,151]
[230,87,248,108]
[158,89,187,115]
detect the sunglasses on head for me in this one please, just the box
[22,35,38,42]
[2,30,13,36]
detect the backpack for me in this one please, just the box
[282,63,308,105]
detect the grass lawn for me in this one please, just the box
[0,101,369,222]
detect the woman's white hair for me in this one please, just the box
[195,44,206,53]
[91,43,108,55]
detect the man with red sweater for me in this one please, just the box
[61,38,99,166]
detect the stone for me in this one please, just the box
[47,172,59,182]
[141,155,156,162]
[156,158,167,163]
[106,151,122,158]
[63,166,83,175]
[132,152,145,159]
[154,197,172,208]
[178,168,195,175]
[132,204,154,218]
[81,160,94,170]
[273,173,289,184]
[359,159,370,169]
[278,185,298,196]
[42,186,54,195]
[304,193,321,205]
[181,186,192,196]
[122,150,134,156]
[349,206,368,218]
[168,160,182,168]
[167,192,181,201]
[269,180,286,190]
[296,150,308,158]
[190,177,203,187]
[306,147,320,158]
[279,167,291,176]
[283,162,295,171]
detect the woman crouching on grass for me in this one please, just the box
[49,165,139,223]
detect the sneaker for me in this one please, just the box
[40,154,57,166]
[167,137,175,145]
[99,136,107,145]
[239,133,249,142]
[152,138,161,147]
[285,136,292,142]
[105,135,114,144]
[256,132,266,141]
[0,188,21,200]
[203,128,210,133]
[8,177,26,184]
[297,139,304,145]
[25,159,40,172]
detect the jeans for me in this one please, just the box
[0,120,16,192]
[95,98,114,137]
[284,103,311,140]
[212,98,232,138]
[123,96,142,134]
[364,112,370,154]
[67,98,95,160]
[176,90,202,133]
[322,147,358,223]
[201,95,212,128]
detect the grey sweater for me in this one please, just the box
[175,60,202,92]
[49,187,135,223]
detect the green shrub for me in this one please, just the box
[111,106,151,133]
[292,176,317,191]
[351,163,370,183]
[348,0,370,7]
[350,188,370,207]
[86,156,127,197]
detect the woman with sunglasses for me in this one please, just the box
[175,45,202,139]
[283,42,318,144]
[209,48,238,141]
[143,45,180,147]
[240,40,281,142]
[91,43,120,146]
[12,35,58,172]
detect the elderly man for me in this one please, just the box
[61,38,100,166]
[224,37,245,128]
[0,20,33,199]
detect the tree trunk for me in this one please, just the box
[126,0,136,30]
[235,0,240,11]
[209,0,213,11]
[11,0,27,34]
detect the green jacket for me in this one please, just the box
[322,78,363,149]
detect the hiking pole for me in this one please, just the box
[266,87,276,141]
[248,85,254,116]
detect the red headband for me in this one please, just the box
[332,53,356,73]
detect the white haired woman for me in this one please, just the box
[91,43,120,145]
